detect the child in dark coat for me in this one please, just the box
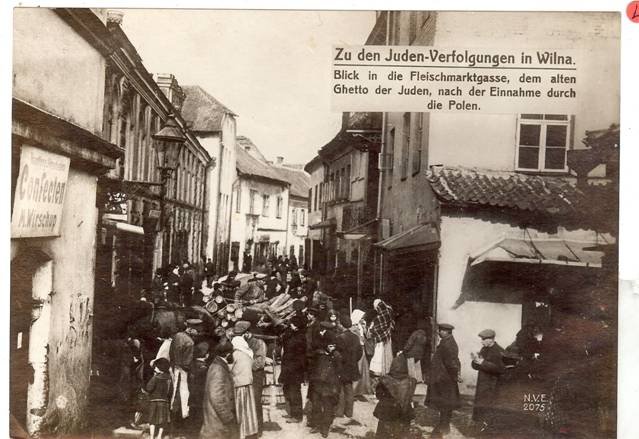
[145,357,173,439]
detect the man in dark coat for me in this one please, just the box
[425,323,461,438]
[166,264,181,304]
[335,315,363,418]
[279,315,307,422]
[335,314,363,418]
[180,265,194,306]
[204,258,215,286]
[471,329,505,433]
[188,341,210,436]
[200,342,238,439]
[309,331,342,438]
[265,271,282,299]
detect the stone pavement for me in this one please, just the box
[109,382,475,439]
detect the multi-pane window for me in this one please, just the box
[517,114,570,172]
[300,209,305,226]
[276,196,283,218]
[262,195,270,217]
[292,208,297,226]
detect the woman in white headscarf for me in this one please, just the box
[351,310,373,398]
[231,334,259,439]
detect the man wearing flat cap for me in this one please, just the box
[425,323,461,438]
[471,328,505,433]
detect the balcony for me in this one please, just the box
[342,204,374,232]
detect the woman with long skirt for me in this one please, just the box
[351,310,373,398]
[231,333,259,439]
[369,299,395,378]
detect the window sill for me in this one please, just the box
[515,169,569,176]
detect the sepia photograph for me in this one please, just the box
[9,5,626,439]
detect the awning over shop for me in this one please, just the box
[374,223,440,253]
[103,219,145,236]
[470,238,605,268]
[309,218,337,230]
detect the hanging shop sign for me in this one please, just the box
[11,145,70,238]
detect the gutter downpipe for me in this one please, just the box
[374,11,391,296]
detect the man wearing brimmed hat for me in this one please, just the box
[425,323,461,438]
[471,328,505,433]
[279,315,307,423]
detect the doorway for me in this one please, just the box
[10,247,52,435]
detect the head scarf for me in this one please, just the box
[231,335,254,359]
[370,299,394,343]
[351,309,365,326]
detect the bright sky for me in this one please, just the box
[120,9,375,165]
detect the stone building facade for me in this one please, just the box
[96,13,211,305]
[11,8,123,435]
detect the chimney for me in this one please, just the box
[341,112,350,130]
[276,156,284,165]
[106,9,124,25]
[155,74,186,112]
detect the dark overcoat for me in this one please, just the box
[200,357,238,439]
[471,342,505,421]
[404,328,429,359]
[425,335,461,409]
[309,351,342,397]
[337,329,363,383]
[279,328,307,384]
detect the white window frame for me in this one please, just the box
[515,114,571,173]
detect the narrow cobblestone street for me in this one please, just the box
[106,382,475,439]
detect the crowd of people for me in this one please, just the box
[114,258,569,439]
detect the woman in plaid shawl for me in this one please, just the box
[369,299,395,376]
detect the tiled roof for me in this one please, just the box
[273,165,311,199]
[181,85,236,132]
[236,144,288,185]
[345,112,383,131]
[426,166,588,216]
